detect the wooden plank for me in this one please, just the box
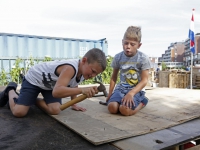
[154,119,200,150]
[52,108,133,145]
[113,128,183,150]
[50,88,200,145]
[158,71,170,87]
[113,118,200,150]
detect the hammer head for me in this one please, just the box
[94,81,108,97]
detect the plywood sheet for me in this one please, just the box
[113,118,200,150]
[51,88,200,145]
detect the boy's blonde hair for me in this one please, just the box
[123,26,142,42]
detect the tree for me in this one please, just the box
[162,62,167,71]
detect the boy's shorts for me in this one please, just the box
[107,86,148,110]
[14,78,61,106]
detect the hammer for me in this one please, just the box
[60,81,108,111]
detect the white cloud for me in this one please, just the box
[0,0,200,57]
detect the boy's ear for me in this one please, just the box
[138,43,142,49]
[81,57,87,63]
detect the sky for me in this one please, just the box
[0,0,200,57]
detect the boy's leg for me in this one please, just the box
[9,90,30,117]
[37,90,61,115]
[36,100,61,115]
[10,79,41,117]
[108,102,120,114]
[119,103,143,116]
[107,89,123,114]
[141,96,149,108]
[119,92,148,116]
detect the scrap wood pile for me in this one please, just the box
[169,70,190,88]
[158,70,191,88]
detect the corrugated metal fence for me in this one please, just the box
[0,33,108,72]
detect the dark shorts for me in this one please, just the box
[107,86,148,110]
[14,78,61,106]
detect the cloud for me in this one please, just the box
[0,0,199,58]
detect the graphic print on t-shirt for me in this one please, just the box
[42,72,56,88]
[122,68,139,86]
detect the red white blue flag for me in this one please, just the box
[188,9,195,54]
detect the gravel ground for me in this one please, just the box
[0,105,118,150]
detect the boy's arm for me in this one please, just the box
[106,68,119,102]
[53,65,97,98]
[128,69,149,96]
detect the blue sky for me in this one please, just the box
[0,0,199,57]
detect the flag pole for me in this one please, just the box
[190,52,193,89]
[189,8,195,89]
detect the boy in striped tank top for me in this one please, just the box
[0,48,107,117]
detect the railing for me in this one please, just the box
[164,62,184,68]
[0,56,105,85]
[0,57,65,72]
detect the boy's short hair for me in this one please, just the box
[123,26,142,42]
[84,48,107,71]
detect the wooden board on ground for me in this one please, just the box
[51,88,200,145]
[113,118,200,150]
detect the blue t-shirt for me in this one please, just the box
[111,51,152,89]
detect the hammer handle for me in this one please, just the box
[60,94,87,111]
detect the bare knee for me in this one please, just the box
[108,102,119,114]
[119,105,137,116]
[11,105,29,118]
[48,105,61,115]
[12,109,28,118]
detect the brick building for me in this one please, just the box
[158,42,185,68]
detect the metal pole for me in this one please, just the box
[190,52,193,89]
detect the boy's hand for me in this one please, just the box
[81,87,98,98]
[106,94,112,102]
[71,104,86,112]
[121,93,135,109]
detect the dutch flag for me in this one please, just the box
[188,9,195,54]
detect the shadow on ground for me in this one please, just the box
[0,106,118,150]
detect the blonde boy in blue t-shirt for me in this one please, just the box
[106,26,151,116]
